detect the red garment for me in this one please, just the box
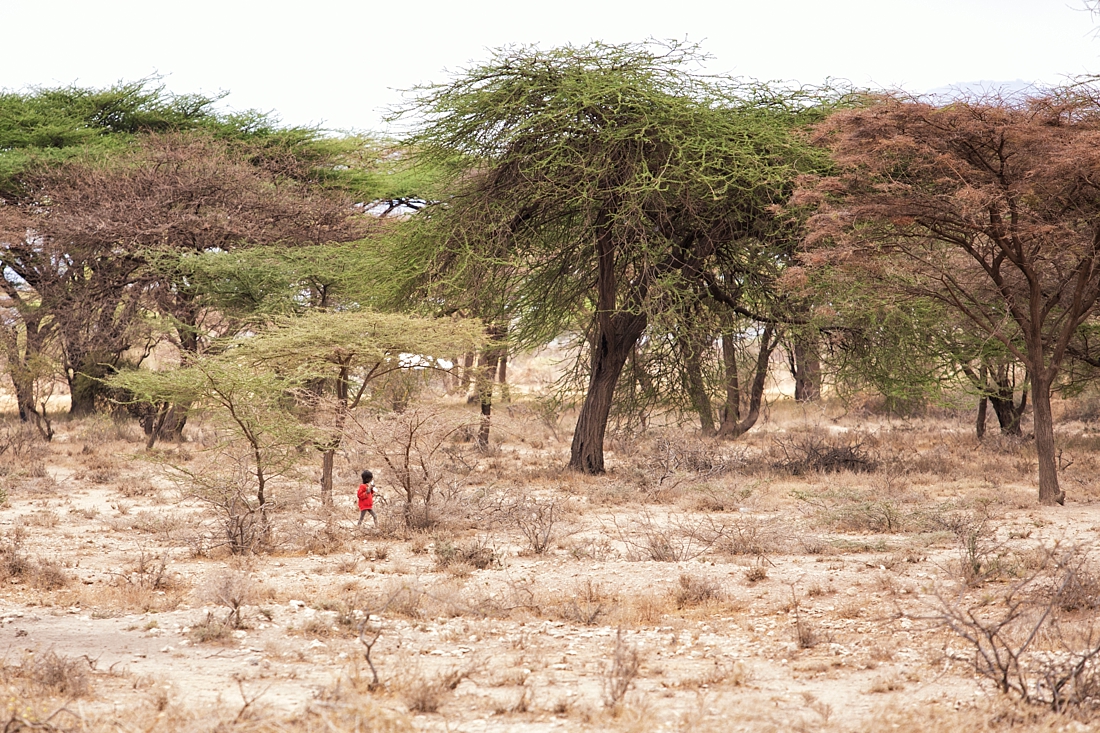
[357,482,374,510]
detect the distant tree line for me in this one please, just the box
[4,46,1100,506]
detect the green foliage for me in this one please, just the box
[226,309,484,383]
[384,41,835,338]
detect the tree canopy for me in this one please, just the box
[385,41,835,472]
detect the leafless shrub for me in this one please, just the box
[773,432,877,475]
[602,627,642,711]
[612,511,724,562]
[558,579,615,625]
[513,497,560,554]
[793,478,918,533]
[745,566,768,583]
[925,503,1009,585]
[351,408,472,530]
[672,573,724,609]
[433,534,499,571]
[715,514,782,559]
[934,544,1100,713]
[168,454,275,555]
[199,568,253,629]
[0,527,70,590]
[399,667,471,713]
[110,547,172,591]
[789,585,829,649]
[8,651,93,697]
[647,435,737,482]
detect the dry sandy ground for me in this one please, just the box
[3,409,1100,732]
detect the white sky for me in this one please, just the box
[3,0,1098,133]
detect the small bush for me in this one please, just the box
[399,667,470,713]
[672,573,724,609]
[433,535,498,571]
[11,651,93,697]
[773,432,877,475]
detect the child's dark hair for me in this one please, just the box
[361,470,373,483]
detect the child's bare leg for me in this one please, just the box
[368,509,377,526]
[357,510,367,527]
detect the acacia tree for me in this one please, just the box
[1,132,363,417]
[804,92,1100,505]
[391,42,828,473]
[222,310,483,506]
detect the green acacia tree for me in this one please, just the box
[386,41,831,473]
[111,359,315,550]
[112,310,483,507]
[224,310,483,505]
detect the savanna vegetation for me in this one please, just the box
[4,40,1100,733]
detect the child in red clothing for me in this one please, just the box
[357,470,377,527]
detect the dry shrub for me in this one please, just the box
[672,573,725,609]
[602,628,642,711]
[646,434,739,481]
[616,590,671,626]
[613,511,724,562]
[715,514,783,558]
[288,517,348,556]
[197,568,253,629]
[6,651,93,698]
[395,666,471,714]
[772,430,877,475]
[0,527,70,590]
[936,544,1100,714]
[555,579,616,625]
[433,535,499,571]
[674,658,750,689]
[744,566,768,583]
[512,496,561,554]
[793,475,921,534]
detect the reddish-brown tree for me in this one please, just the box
[3,133,363,416]
[802,92,1100,505]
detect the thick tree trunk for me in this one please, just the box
[682,334,716,437]
[791,336,822,402]
[68,372,99,416]
[569,313,647,474]
[718,324,777,440]
[1032,371,1063,506]
[717,331,741,432]
[988,381,1027,437]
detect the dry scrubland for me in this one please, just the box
[5,377,1100,731]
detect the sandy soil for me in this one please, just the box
[3,406,1100,731]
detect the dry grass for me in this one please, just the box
[6,398,1100,732]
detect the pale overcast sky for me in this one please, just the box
[3,0,1098,133]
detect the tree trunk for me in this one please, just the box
[569,313,647,474]
[1031,370,1063,505]
[717,331,741,432]
[718,324,777,440]
[682,334,716,436]
[792,336,822,402]
[497,353,510,403]
[988,381,1027,437]
[320,362,352,507]
[68,372,99,416]
[976,396,988,440]
[462,352,477,403]
[476,325,506,449]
